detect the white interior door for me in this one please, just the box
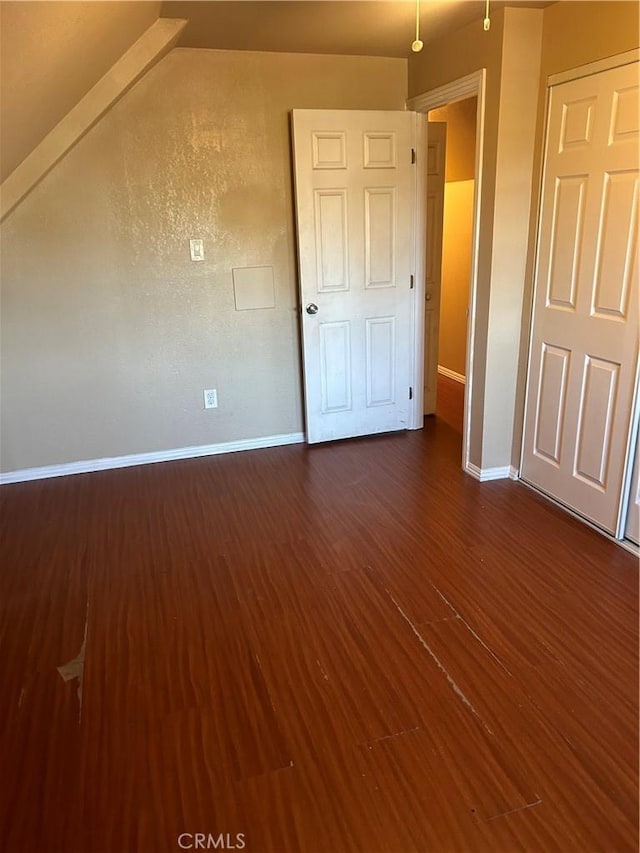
[292,110,415,444]
[424,121,446,415]
[521,60,639,534]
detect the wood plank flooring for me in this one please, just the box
[0,417,637,852]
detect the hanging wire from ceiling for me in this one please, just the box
[484,0,491,31]
[411,0,491,53]
[411,0,424,52]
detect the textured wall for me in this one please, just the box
[0,48,407,472]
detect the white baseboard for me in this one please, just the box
[465,462,481,480]
[437,365,466,384]
[508,466,519,481]
[0,432,306,485]
[465,462,512,482]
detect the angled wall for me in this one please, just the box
[0,1,161,182]
[1,17,186,221]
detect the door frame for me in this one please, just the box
[519,48,640,540]
[407,70,486,477]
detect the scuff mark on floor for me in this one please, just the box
[18,687,26,709]
[485,797,542,822]
[316,659,330,682]
[432,585,513,676]
[364,726,421,747]
[382,585,494,736]
[57,600,89,724]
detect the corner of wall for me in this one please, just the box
[481,5,543,471]
[0,17,187,222]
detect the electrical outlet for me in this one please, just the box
[203,389,218,409]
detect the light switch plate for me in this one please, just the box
[189,239,204,262]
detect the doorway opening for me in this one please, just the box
[426,97,477,436]
[408,70,486,475]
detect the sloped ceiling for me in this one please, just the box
[0,1,161,182]
[161,0,552,58]
[0,0,553,183]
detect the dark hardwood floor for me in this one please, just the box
[0,417,637,853]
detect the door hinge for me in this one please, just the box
[410,274,414,289]
[409,386,413,400]
[411,148,416,165]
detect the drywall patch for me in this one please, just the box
[233,266,275,311]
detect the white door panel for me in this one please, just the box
[319,321,352,413]
[366,316,396,406]
[424,122,446,414]
[522,61,640,534]
[293,110,415,444]
[314,190,348,291]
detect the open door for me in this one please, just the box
[423,121,446,414]
[292,109,416,444]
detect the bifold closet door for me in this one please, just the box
[625,433,639,544]
[521,60,639,535]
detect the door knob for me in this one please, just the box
[306,303,319,315]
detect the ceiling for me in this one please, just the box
[1,0,554,185]
[161,0,553,59]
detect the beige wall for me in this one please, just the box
[0,1,161,182]
[482,7,543,470]
[0,48,406,472]
[429,98,476,379]
[512,0,640,468]
[429,98,477,183]
[439,180,474,378]
[540,1,639,77]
